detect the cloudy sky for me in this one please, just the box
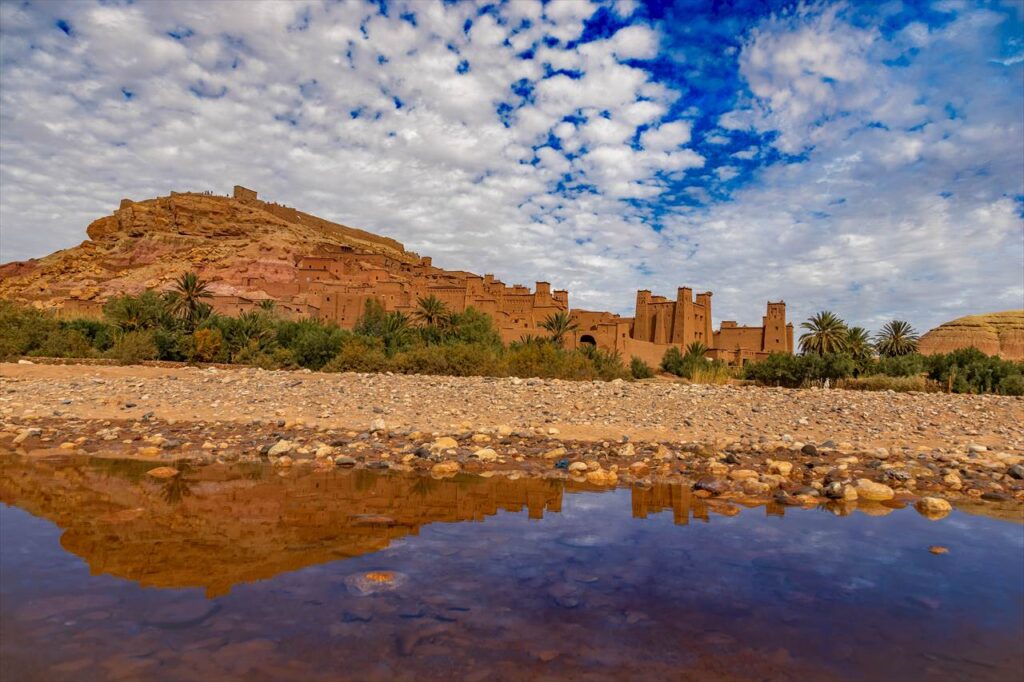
[1,0,1021,331]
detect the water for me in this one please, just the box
[1,453,1022,681]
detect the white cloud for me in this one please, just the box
[0,0,1020,334]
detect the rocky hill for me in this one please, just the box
[0,186,418,310]
[919,311,1024,361]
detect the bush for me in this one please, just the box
[926,347,1024,394]
[61,318,116,352]
[837,375,939,392]
[743,353,811,387]
[630,357,654,379]
[661,346,729,382]
[389,342,503,377]
[660,347,685,375]
[187,328,224,363]
[1000,374,1024,396]
[106,330,159,364]
[103,291,172,331]
[0,300,59,359]
[277,319,346,370]
[32,328,96,359]
[869,353,927,378]
[445,307,503,347]
[322,336,389,373]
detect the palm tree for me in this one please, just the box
[845,326,874,362]
[540,311,578,345]
[380,311,411,354]
[414,295,449,327]
[258,299,277,313]
[875,320,919,357]
[165,271,212,329]
[684,341,708,358]
[799,311,849,355]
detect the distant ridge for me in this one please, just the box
[919,311,1024,361]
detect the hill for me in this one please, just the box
[0,185,418,311]
[919,311,1024,361]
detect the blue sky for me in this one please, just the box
[0,0,1021,332]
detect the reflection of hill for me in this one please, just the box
[0,455,565,598]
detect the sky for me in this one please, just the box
[0,0,1021,332]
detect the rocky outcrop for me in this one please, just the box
[919,311,1024,361]
[0,187,417,310]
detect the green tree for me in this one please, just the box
[380,311,411,355]
[414,295,449,328]
[540,311,578,345]
[164,271,213,331]
[875,320,919,357]
[799,311,849,356]
[845,326,874,362]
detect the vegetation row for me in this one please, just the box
[1,273,1020,395]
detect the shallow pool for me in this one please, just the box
[1,454,1022,681]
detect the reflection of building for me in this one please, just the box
[0,455,566,598]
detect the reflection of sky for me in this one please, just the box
[3,485,1023,679]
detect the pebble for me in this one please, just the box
[855,479,895,501]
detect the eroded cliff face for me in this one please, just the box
[0,190,416,309]
[919,311,1024,361]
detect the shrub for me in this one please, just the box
[277,319,346,370]
[32,328,96,359]
[926,347,1024,394]
[445,307,503,347]
[187,328,224,363]
[322,336,389,373]
[743,353,809,388]
[61,318,116,352]
[106,330,159,364]
[660,347,685,375]
[389,342,503,377]
[103,291,172,331]
[630,357,654,379]
[1000,374,1024,396]
[0,300,59,359]
[868,353,927,377]
[837,375,939,392]
[578,344,630,381]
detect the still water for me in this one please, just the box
[1,454,1022,681]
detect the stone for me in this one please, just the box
[431,461,460,477]
[472,448,498,462]
[694,477,728,496]
[273,455,293,467]
[586,469,617,486]
[1008,464,1024,480]
[568,461,588,473]
[915,497,953,518]
[801,444,818,456]
[728,469,759,481]
[430,437,458,452]
[146,466,179,479]
[769,460,793,476]
[929,546,949,555]
[333,455,356,467]
[267,439,294,457]
[543,447,567,459]
[855,479,895,501]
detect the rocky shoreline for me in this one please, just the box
[2,361,1023,520]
